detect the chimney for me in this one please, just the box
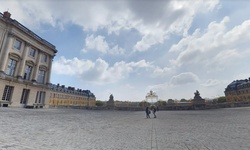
[3,11,11,19]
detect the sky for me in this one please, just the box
[1,0,250,101]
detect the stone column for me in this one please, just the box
[32,50,41,82]
[0,33,14,73]
[17,42,30,79]
[46,55,52,84]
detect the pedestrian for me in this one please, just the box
[146,106,150,118]
[153,107,157,118]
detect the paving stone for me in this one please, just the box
[0,107,249,150]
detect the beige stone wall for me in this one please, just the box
[225,87,250,103]
[49,91,96,107]
[0,78,50,108]
[0,12,56,108]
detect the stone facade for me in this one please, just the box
[224,78,250,105]
[49,84,96,108]
[0,11,57,108]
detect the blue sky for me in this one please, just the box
[1,0,250,101]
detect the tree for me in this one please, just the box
[139,101,151,107]
[180,98,187,102]
[96,100,104,107]
[168,99,174,103]
[217,96,227,103]
[156,100,166,107]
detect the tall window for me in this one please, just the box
[14,39,22,50]
[24,65,32,80]
[2,86,14,101]
[29,48,36,57]
[6,59,17,76]
[41,54,47,63]
[37,69,46,83]
[20,89,30,104]
[35,91,46,104]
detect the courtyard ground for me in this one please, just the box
[0,107,249,150]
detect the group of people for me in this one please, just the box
[145,106,157,118]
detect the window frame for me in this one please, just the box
[41,54,47,63]
[20,89,30,104]
[24,65,33,80]
[14,39,22,50]
[29,47,36,57]
[6,59,17,76]
[37,69,46,83]
[2,86,14,101]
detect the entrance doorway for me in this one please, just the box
[20,89,30,105]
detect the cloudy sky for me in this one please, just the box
[1,0,250,101]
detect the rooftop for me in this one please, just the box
[0,11,57,53]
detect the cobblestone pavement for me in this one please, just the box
[0,107,250,150]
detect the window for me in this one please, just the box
[20,89,30,104]
[35,91,46,104]
[29,48,36,57]
[24,65,32,80]
[2,86,14,101]
[37,69,46,83]
[6,59,17,76]
[41,54,47,63]
[14,39,22,50]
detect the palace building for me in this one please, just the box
[224,78,250,104]
[49,84,96,108]
[0,11,96,108]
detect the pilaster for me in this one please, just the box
[0,32,14,72]
[32,50,41,82]
[46,55,52,84]
[17,42,30,80]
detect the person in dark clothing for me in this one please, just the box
[153,107,157,118]
[146,107,150,118]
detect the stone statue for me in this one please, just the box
[193,90,205,109]
[109,94,114,102]
[107,94,115,109]
[194,90,200,98]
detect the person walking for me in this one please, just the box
[153,107,157,118]
[146,106,150,118]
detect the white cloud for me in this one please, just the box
[0,0,220,52]
[2,0,249,101]
[124,84,135,89]
[52,56,94,75]
[127,60,153,68]
[83,34,125,55]
[234,73,250,80]
[153,67,173,77]
[201,79,220,87]
[170,72,199,85]
[169,16,250,73]
[85,35,109,53]
[52,57,153,84]
[109,45,125,55]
